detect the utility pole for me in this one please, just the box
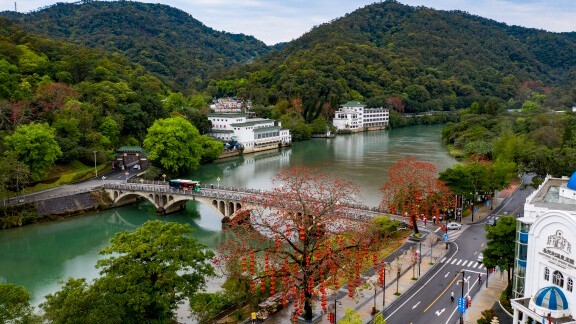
[460,271,465,324]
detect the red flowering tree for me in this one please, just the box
[379,157,453,235]
[216,166,379,322]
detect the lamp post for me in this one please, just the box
[93,151,98,177]
[418,242,422,277]
[372,279,377,315]
[162,174,166,183]
[217,177,221,189]
[332,299,341,323]
[460,271,465,324]
[396,264,401,295]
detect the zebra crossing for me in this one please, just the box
[440,257,486,270]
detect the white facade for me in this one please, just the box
[207,114,291,153]
[511,174,576,324]
[332,101,389,132]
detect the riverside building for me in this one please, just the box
[332,101,389,132]
[207,114,291,154]
[511,173,576,324]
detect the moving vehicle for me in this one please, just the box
[168,179,201,191]
[446,222,462,230]
[477,252,484,263]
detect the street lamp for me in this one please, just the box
[162,174,166,182]
[217,177,221,189]
[330,299,341,323]
[396,263,401,295]
[460,271,465,324]
[93,151,98,177]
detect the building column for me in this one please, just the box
[519,310,528,324]
[513,308,519,324]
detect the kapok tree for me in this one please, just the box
[215,166,379,322]
[379,157,453,235]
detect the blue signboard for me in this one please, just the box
[444,233,449,243]
[458,297,466,313]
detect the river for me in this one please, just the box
[0,124,457,308]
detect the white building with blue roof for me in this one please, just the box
[511,172,576,323]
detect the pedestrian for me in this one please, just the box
[478,273,482,283]
[423,217,427,227]
[432,216,436,225]
[450,291,454,303]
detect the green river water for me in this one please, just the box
[0,124,457,306]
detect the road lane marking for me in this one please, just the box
[423,273,461,313]
[445,272,450,278]
[413,301,421,309]
[435,308,446,316]
[385,241,461,321]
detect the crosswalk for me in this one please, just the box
[440,257,486,270]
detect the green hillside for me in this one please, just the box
[211,0,576,120]
[1,1,271,91]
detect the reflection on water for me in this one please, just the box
[0,124,456,306]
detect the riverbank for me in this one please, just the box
[0,190,112,229]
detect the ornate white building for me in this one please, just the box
[511,173,576,324]
[207,114,291,153]
[332,101,389,132]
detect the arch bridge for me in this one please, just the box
[101,182,257,221]
[100,182,379,222]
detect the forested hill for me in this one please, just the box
[0,1,271,91]
[219,0,576,119]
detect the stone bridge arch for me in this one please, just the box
[103,188,244,219]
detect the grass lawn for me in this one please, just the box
[8,160,112,196]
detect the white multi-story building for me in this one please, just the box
[207,114,291,153]
[332,101,389,132]
[511,173,576,324]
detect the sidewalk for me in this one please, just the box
[264,199,511,324]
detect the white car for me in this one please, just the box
[446,222,462,230]
[477,252,484,263]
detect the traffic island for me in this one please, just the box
[408,232,427,241]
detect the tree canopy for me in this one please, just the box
[216,166,379,321]
[143,116,222,174]
[41,221,215,323]
[3,122,61,180]
[380,157,453,234]
[482,215,516,284]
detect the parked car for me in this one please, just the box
[446,222,462,230]
[477,252,484,263]
[486,217,497,226]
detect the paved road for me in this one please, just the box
[382,176,534,324]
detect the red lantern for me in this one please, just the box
[299,226,305,241]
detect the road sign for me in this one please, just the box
[458,297,466,313]
[444,233,449,243]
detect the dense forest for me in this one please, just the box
[0,17,221,186]
[210,1,576,121]
[1,0,576,187]
[0,1,271,91]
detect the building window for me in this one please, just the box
[568,278,573,292]
[545,267,550,281]
[553,271,564,287]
